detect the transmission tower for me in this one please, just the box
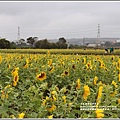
[97,24,100,45]
[18,27,20,43]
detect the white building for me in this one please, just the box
[116,40,120,43]
[87,43,97,47]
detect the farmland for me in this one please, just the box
[0,49,120,118]
[0,48,120,55]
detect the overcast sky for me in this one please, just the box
[0,1,120,41]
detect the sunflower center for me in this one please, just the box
[39,73,45,78]
[65,71,68,75]
[14,76,18,82]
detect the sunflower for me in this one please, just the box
[111,81,118,88]
[36,72,46,81]
[110,90,117,97]
[1,90,8,99]
[7,64,10,69]
[118,99,120,104]
[49,66,54,73]
[118,73,120,81]
[13,75,19,83]
[18,112,25,118]
[72,64,76,69]
[0,56,2,64]
[63,70,69,76]
[82,58,86,64]
[95,109,104,118]
[93,76,98,85]
[62,95,66,103]
[23,63,28,68]
[76,79,80,90]
[13,74,19,87]
[11,67,19,76]
[48,115,53,119]
[83,85,90,100]
[46,104,56,112]
[96,86,103,104]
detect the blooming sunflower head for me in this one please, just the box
[111,81,118,88]
[13,75,19,83]
[95,109,104,118]
[63,70,69,76]
[36,72,46,81]
[18,112,25,118]
[48,115,53,119]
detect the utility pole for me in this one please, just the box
[83,38,85,46]
[18,27,20,44]
[97,24,100,46]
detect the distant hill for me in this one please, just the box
[48,37,120,45]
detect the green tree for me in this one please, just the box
[35,39,51,49]
[56,37,67,49]
[19,39,26,44]
[10,42,16,49]
[104,41,112,47]
[0,38,11,49]
[27,37,37,47]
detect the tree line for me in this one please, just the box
[0,37,68,49]
[1,37,118,49]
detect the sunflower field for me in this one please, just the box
[0,51,120,118]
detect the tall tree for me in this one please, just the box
[27,37,37,47]
[0,38,11,49]
[58,37,67,44]
[19,39,26,44]
[56,37,67,49]
[35,39,51,49]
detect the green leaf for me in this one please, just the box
[0,104,8,114]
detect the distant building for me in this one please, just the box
[87,43,97,47]
[116,40,120,43]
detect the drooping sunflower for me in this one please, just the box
[36,72,46,81]
[13,75,19,86]
[13,75,19,83]
[93,76,98,85]
[76,79,80,90]
[83,85,90,100]
[96,86,103,104]
[0,56,2,64]
[11,67,19,76]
